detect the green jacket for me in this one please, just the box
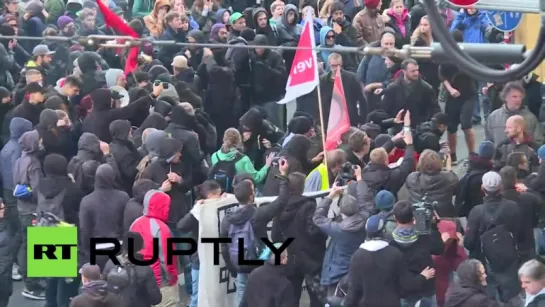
[211,149,269,184]
[45,0,65,25]
[132,0,154,18]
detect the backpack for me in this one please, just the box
[227,220,260,272]
[208,152,243,193]
[106,255,137,307]
[454,170,486,217]
[36,189,67,221]
[479,209,518,270]
[135,155,152,181]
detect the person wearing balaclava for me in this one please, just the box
[79,163,129,269]
[67,132,117,189]
[353,0,385,46]
[165,104,203,167]
[13,130,44,299]
[83,84,161,143]
[136,129,168,175]
[39,153,85,306]
[248,34,288,128]
[109,120,142,195]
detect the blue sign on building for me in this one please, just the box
[486,11,523,32]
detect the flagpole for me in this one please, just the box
[316,84,329,172]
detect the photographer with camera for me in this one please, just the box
[304,149,347,192]
[391,200,444,307]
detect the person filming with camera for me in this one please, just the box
[391,200,444,307]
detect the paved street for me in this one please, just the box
[8,123,486,307]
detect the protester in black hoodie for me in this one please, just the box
[83,86,158,143]
[133,113,169,148]
[36,109,75,160]
[109,120,142,195]
[239,108,283,169]
[75,52,107,102]
[252,7,293,46]
[79,164,129,269]
[165,104,202,167]
[102,232,162,307]
[499,166,541,263]
[391,200,444,306]
[271,172,327,306]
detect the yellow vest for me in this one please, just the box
[306,163,330,191]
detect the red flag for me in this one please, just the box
[277,12,319,104]
[96,0,139,75]
[325,70,351,151]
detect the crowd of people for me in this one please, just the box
[0,0,545,306]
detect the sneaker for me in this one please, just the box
[22,288,45,300]
[451,153,458,166]
[12,264,22,281]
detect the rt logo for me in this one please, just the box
[27,227,78,277]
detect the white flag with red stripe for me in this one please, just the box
[276,12,319,104]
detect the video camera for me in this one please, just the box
[336,162,356,186]
[412,196,438,235]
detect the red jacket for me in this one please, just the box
[388,147,420,171]
[130,190,179,287]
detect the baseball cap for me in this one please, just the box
[25,82,47,94]
[482,171,502,192]
[79,263,101,280]
[229,12,244,24]
[171,55,188,69]
[32,44,55,57]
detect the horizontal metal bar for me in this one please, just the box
[473,0,540,13]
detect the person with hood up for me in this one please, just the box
[140,137,192,228]
[79,164,129,269]
[252,7,293,46]
[214,7,230,23]
[278,4,303,38]
[444,259,511,307]
[135,129,168,177]
[220,163,290,306]
[67,133,108,187]
[123,179,165,234]
[105,68,127,88]
[21,1,47,49]
[133,114,168,148]
[36,108,75,160]
[109,120,142,195]
[382,0,411,46]
[353,0,385,46]
[0,25,16,91]
[13,130,44,300]
[486,81,545,145]
[239,243,296,307]
[239,108,284,169]
[271,172,327,306]
[102,232,163,307]
[144,0,171,37]
[70,264,117,307]
[391,200,444,306]
[83,84,161,143]
[344,214,435,307]
[129,190,179,305]
[39,154,84,307]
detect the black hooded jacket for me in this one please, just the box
[123,179,160,235]
[109,120,142,195]
[252,8,293,46]
[83,88,153,143]
[76,52,107,100]
[140,137,192,226]
[133,113,168,148]
[36,109,76,159]
[37,153,85,225]
[79,164,129,263]
[164,104,202,166]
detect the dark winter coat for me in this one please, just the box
[109,120,142,195]
[239,263,297,307]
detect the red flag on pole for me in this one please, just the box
[96,0,139,75]
[276,12,319,104]
[325,70,351,151]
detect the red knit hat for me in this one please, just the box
[365,0,381,9]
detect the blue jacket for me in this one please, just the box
[450,11,488,43]
[0,117,32,191]
[300,18,323,46]
[312,180,372,285]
